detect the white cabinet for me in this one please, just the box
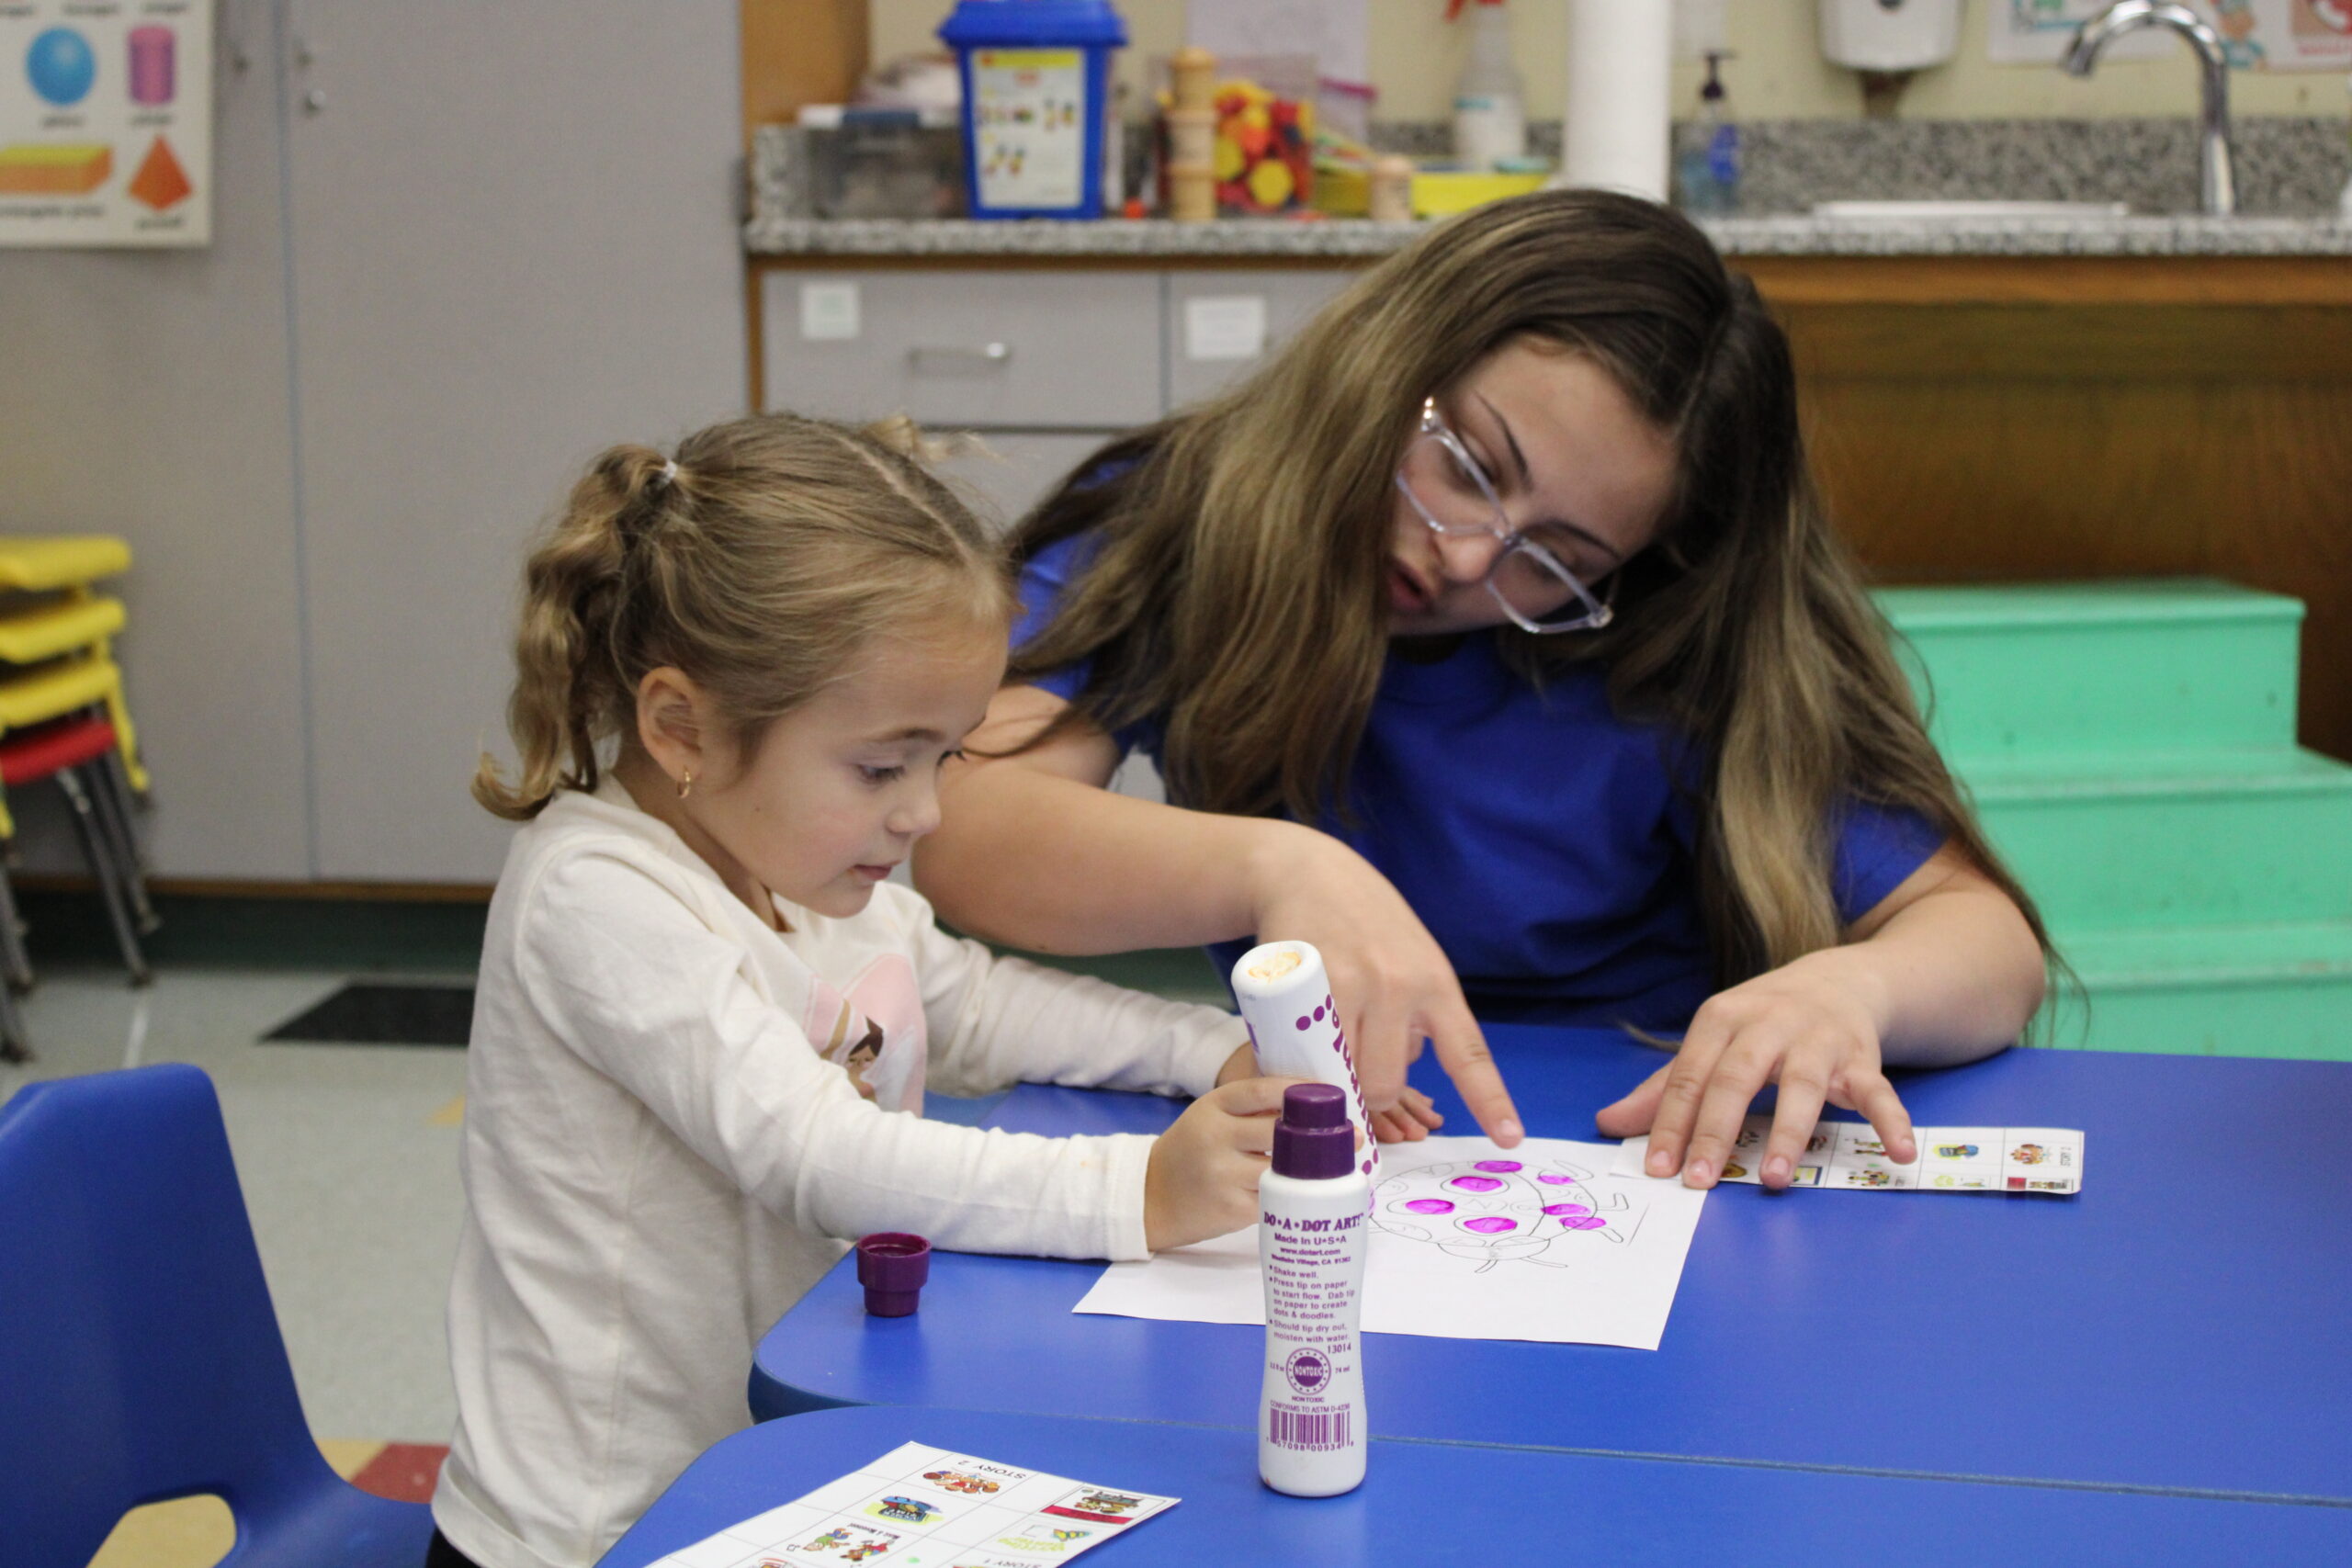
[284,0,744,881]
[929,434,1115,536]
[763,270,1163,430]
[757,265,1359,536]
[0,1,747,885]
[1165,270,1354,411]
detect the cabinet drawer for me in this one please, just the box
[1165,270,1354,411]
[763,269,1163,429]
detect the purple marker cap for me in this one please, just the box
[855,1232,932,1316]
[1272,1082,1353,1180]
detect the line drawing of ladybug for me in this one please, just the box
[1371,1156,1643,1271]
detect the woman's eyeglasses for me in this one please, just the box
[1392,397,1616,635]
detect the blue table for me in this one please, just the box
[752,1026,2352,1505]
[605,1405,2352,1567]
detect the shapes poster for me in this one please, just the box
[1077,1136,1709,1350]
[1,0,211,247]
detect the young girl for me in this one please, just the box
[432,414,1286,1568]
[914,190,2050,1196]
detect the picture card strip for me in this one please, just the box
[1611,1116,2084,1194]
[645,1441,1178,1568]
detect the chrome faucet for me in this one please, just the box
[2063,1,2234,216]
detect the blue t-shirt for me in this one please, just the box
[1013,534,1943,1032]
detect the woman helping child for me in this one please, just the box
[915,190,2051,1196]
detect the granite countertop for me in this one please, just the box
[744,211,2352,260]
[749,117,2352,262]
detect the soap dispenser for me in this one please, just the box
[1673,51,1740,215]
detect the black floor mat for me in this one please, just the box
[264,982,475,1046]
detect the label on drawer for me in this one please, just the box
[799,281,861,341]
[971,49,1085,209]
[1184,295,1268,361]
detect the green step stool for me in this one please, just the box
[1875,579,2352,1062]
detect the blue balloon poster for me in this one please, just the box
[1,0,212,246]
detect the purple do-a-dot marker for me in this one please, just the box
[1230,940,1376,1178]
[855,1233,931,1317]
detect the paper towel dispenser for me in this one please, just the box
[1819,0,1962,73]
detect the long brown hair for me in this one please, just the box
[475,412,1009,820]
[1009,190,2050,986]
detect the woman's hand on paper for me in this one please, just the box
[1593,948,1917,1190]
[1248,823,1521,1147]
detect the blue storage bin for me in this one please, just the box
[938,0,1126,220]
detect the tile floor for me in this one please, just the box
[2,966,475,1446]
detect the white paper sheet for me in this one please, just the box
[1076,1136,1706,1350]
[645,1442,1177,1568]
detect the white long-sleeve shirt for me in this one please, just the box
[434,779,1245,1568]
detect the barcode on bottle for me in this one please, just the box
[1269,1405,1351,1450]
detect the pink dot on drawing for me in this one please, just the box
[1536,1173,1575,1186]
[1474,1160,1522,1173]
[1403,1198,1454,1214]
[1295,1016,1310,1031]
[1461,1216,1518,1235]
[1542,1202,1592,1218]
[1362,1158,1374,1174]
[1314,1004,1325,1021]
[1447,1175,1505,1193]
[1560,1215,1608,1231]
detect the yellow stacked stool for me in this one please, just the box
[0,536,156,1061]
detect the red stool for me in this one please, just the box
[0,716,153,1060]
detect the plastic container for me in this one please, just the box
[1258,1082,1370,1497]
[938,0,1126,220]
[1312,163,1546,220]
[855,1233,932,1316]
[1449,0,1525,172]
[1673,51,1740,216]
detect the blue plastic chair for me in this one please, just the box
[0,1063,435,1566]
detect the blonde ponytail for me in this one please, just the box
[475,414,1009,822]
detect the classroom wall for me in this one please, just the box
[867,0,2349,121]
[0,0,746,888]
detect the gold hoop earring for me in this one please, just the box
[675,770,694,800]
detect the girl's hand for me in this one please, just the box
[1372,1088,1442,1144]
[1220,1039,1441,1143]
[1144,1077,1306,1252]
[1593,949,1917,1190]
[1248,824,1521,1147]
